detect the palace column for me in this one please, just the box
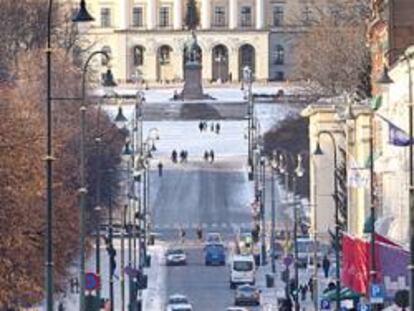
[147,0,157,29]
[255,0,264,29]
[229,0,238,29]
[173,0,183,30]
[201,0,211,29]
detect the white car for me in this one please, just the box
[230,255,256,289]
[227,307,250,311]
[165,249,187,266]
[167,303,193,311]
[166,294,193,311]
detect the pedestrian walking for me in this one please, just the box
[210,123,214,132]
[202,121,207,131]
[179,227,186,243]
[322,255,331,278]
[209,150,215,163]
[198,121,203,132]
[196,225,203,241]
[171,150,178,163]
[180,150,186,163]
[58,302,65,311]
[300,283,308,301]
[215,122,221,134]
[204,150,210,162]
[158,161,163,177]
[308,277,314,300]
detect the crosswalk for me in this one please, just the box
[152,221,253,231]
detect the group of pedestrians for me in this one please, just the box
[204,150,215,163]
[198,121,221,134]
[177,226,203,243]
[171,149,189,163]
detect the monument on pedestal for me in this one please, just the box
[177,31,212,100]
[173,0,213,100]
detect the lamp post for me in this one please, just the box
[314,131,340,311]
[79,50,116,311]
[243,66,254,180]
[377,49,413,310]
[44,1,93,310]
[276,150,305,311]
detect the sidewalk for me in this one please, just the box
[256,259,333,311]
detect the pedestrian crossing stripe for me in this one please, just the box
[152,222,252,230]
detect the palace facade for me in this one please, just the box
[75,0,319,84]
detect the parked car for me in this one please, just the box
[204,244,226,265]
[167,303,193,311]
[234,284,261,306]
[167,294,189,305]
[226,307,250,311]
[165,249,187,266]
[230,255,256,289]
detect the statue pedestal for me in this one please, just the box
[177,62,213,100]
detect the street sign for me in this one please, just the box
[357,302,371,311]
[320,299,331,310]
[85,272,100,291]
[283,254,294,267]
[370,283,385,304]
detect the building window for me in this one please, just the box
[214,6,226,27]
[159,46,171,64]
[133,46,144,66]
[100,8,111,28]
[159,7,170,28]
[101,46,111,66]
[303,6,312,25]
[241,6,252,27]
[274,45,284,65]
[272,6,284,26]
[132,7,143,27]
[274,71,284,81]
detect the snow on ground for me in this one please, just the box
[93,83,304,104]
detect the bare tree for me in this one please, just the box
[290,0,372,98]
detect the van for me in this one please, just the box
[230,255,256,289]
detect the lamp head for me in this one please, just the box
[295,154,305,177]
[114,106,128,126]
[102,68,117,91]
[376,65,394,85]
[72,0,94,22]
[313,141,324,156]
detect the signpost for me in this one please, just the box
[85,272,100,291]
[370,283,385,304]
[320,298,331,310]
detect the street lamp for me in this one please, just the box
[44,1,93,309]
[79,50,116,311]
[377,49,414,310]
[243,66,254,180]
[313,131,341,311]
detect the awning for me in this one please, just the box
[322,287,362,301]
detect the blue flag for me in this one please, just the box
[377,115,412,146]
[388,121,411,146]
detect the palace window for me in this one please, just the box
[100,8,111,28]
[241,6,252,27]
[272,6,284,26]
[273,45,284,65]
[159,46,171,64]
[214,6,226,27]
[132,7,143,27]
[159,7,170,28]
[133,46,144,66]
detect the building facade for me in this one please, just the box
[73,0,319,84]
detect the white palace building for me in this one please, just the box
[74,0,321,84]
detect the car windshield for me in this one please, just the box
[233,261,253,271]
[238,286,255,292]
[168,250,184,255]
[207,234,221,242]
[169,297,188,304]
